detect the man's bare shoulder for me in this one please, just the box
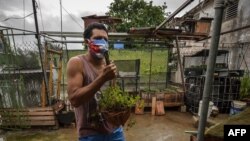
[67,56,83,73]
[68,56,82,65]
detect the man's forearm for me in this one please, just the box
[69,75,106,107]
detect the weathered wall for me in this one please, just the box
[218,0,250,70]
[172,0,250,83]
[194,0,250,70]
[196,0,215,19]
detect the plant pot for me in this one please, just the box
[102,109,131,126]
[135,106,144,114]
[57,111,75,125]
[135,100,145,115]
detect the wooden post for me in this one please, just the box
[49,56,53,101]
[151,97,156,116]
[56,53,63,99]
[155,101,165,115]
[41,80,46,107]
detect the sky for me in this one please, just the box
[0,0,201,49]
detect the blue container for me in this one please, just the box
[230,107,242,115]
[230,100,247,116]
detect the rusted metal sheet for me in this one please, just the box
[195,21,211,34]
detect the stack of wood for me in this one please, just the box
[152,97,165,116]
[0,107,57,128]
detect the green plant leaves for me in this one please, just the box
[240,75,250,99]
[99,86,139,112]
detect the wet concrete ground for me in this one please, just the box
[125,111,196,141]
[0,110,204,141]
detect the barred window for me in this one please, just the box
[224,0,239,20]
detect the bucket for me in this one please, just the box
[230,100,247,115]
[198,100,214,118]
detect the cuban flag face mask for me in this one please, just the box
[88,39,109,59]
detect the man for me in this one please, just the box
[67,22,125,141]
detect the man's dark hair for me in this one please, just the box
[83,22,108,39]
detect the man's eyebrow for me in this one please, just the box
[93,36,108,41]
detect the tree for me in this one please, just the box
[106,0,168,32]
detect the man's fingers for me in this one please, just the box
[106,63,116,71]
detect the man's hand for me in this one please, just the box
[100,62,117,81]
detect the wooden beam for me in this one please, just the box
[151,97,156,116]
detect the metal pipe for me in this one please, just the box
[2,32,59,42]
[154,0,194,33]
[46,40,170,45]
[41,35,59,42]
[197,0,225,141]
[175,36,185,92]
[148,47,153,91]
[199,24,250,41]
[32,0,50,105]
[63,36,69,61]
[11,29,18,69]
[3,33,36,36]
[0,25,36,33]
[60,0,63,43]
[62,40,66,101]
[5,30,11,46]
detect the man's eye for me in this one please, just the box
[94,37,108,41]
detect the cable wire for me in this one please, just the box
[61,6,84,30]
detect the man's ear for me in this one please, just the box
[84,39,89,44]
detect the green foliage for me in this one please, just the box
[107,0,168,32]
[109,49,168,75]
[0,36,40,69]
[15,48,40,69]
[136,99,145,109]
[0,36,13,65]
[67,49,168,75]
[0,54,8,65]
[99,86,139,111]
[66,49,169,89]
[240,75,250,99]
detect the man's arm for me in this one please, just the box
[66,57,116,107]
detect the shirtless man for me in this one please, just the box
[67,22,125,141]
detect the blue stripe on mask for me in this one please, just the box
[92,39,108,47]
[92,39,109,53]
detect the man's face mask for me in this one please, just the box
[88,39,109,59]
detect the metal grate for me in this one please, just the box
[224,0,239,20]
[185,75,241,114]
[114,59,140,92]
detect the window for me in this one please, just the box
[224,0,239,20]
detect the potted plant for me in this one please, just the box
[99,86,139,126]
[240,75,250,105]
[135,99,145,114]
